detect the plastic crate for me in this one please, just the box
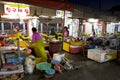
[6,56,26,64]
[69,46,81,54]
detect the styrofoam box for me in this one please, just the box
[87,49,117,63]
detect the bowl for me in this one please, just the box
[36,62,51,70]
[45,68,55,75]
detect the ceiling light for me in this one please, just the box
[88,18,98,23]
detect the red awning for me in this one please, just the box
[1,0,74,11]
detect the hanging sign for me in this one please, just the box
[117,25,120,32]
[56,10,64,18]
[65,11,72,18]
[4,4,30,15]
[56,10,72,18]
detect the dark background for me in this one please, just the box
[68,0,120,10]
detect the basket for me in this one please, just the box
[35,58,46,64]
[14,40,28,48]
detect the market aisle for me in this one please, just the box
[52,60,120,80]
[21,52,120,80]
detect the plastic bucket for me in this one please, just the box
[53,54,61,62]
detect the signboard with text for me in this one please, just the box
[4,4,30,15]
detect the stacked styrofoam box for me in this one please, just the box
[87,49,117,63]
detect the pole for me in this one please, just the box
[0,13,1,21]
[62,0,67,40]
[17,38,21,64]
[62,0,67,51]
[63,3,66,28]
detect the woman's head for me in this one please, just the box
[32,27,37,33]
[64,26,68,31]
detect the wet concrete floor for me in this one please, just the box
[21,52,120,80]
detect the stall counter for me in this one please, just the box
[63,41,88,54]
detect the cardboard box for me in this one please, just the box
[63,42,70,52]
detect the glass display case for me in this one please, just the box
[0,21,28,36]
[12,23,28,35]
[38,22,63,35]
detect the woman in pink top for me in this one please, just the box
[63,27,69,39]
[32,27,43,42]
[29,27,47,61]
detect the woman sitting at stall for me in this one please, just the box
[63,26,69,40]
[13,26,21,39]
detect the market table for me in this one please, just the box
[49,40,62,57]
